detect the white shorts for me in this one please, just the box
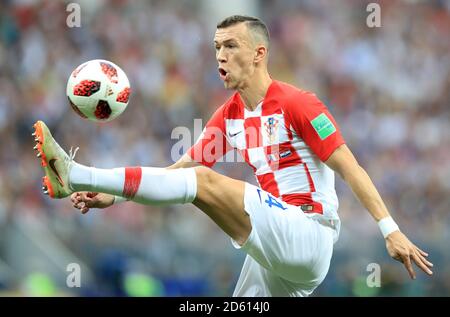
[231,183,337,297]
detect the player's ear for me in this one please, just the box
[254,45,267,63]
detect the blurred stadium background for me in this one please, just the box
[0,0,449,296]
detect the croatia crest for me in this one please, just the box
[264,117,279,144]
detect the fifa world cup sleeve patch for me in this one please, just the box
[310,113,337,140]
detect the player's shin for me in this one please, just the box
[69,163,197,205]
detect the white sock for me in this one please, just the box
[69,163,197,205]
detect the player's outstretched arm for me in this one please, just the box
[325,144,433,279]
[71,154,200,213]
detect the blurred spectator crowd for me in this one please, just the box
[0,0,449,296]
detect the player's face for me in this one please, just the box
[214,23,257,90]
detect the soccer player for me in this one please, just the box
[33,15,433,296]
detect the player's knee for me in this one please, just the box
[193,166,217,189]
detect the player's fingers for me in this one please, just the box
[73,199,84,209]
[86,192,99,198]
[412,253,433,275]
[415,251,434,273]
[70,192,81,204]
[416,247,429,257]
[416,250,433,267]
[71,194,94,212]
[77,201,88,214]
[402,255,416,279]
[78,192,91,201]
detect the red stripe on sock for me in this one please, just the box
[123,167,142,199]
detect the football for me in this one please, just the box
[66,59,131,122]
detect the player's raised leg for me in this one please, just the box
[33,120,252,244]
[192,167,250,245]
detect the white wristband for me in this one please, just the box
[113,195,128,204]
[378,216,399,238]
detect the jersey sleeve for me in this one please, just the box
[187,105,233,167]
[286,91,345,162]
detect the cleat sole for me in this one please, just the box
[42,176,54,198]
[34,121,54,197]
[33,120,73,199]
[33,121,47,167]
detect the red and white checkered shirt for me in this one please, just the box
[188,80,345,220]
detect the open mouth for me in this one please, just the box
[218,67,228,80]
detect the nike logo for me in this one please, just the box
[229,130,243,138]
[49,158,64,187]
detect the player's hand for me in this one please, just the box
[385,230,433,279]
[70,192,115,214]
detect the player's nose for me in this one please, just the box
[216,48,227,63]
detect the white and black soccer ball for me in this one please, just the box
[66,59,131,122]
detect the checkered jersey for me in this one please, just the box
[187,80,345,220]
